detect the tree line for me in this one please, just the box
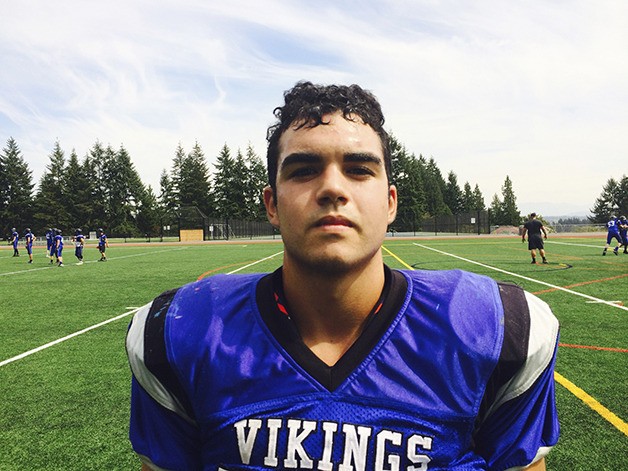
[1,134,622,239]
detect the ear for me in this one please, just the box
[387,184,398,225]
[263,186,280,228]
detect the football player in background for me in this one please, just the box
[618,215,628,254]
[602,215,622,256]
[46,228,57,264]
[24,228,34,263]
[10,228,19,257]
[54,228,64,267]
[97,228,109,261]
[73,228,85,265]
[521,213,548,264]
[127,81,559,471]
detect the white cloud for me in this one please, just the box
[1,0,626,215]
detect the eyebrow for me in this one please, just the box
[280,152,383,170]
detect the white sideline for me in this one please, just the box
[0,250,284,368]
[0,247,188,277]
[0,308,140,367]
[413,243,628,312]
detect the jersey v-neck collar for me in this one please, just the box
[255,265,408,391]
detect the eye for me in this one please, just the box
[347,165,376,177]
[287,166,318,179]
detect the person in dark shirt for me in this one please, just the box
[521,213,548,264]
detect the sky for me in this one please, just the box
[1,1,627,217]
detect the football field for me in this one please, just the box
[0,235,626,470]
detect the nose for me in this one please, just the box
[316,165,348,206]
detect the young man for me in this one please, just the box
[97,228,108,261]
[73,228,85,265]
[46,228,57,264]
[619,215,628,254]
[602,215,622,256]
[521,213,548,264]
[24,228,35,263]
[127,82,559,470]
[11,228,19,257]
[54,228,64,267]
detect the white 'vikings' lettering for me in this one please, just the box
[285,419,317,468]
[233,418,433,470]
[375,430,402,470]
[339,424,372,471]
[264,418,282,467]
[234,418,262,464]
[319,421,338,471]
[407,435,433,471]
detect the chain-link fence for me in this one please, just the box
[390,209,491,236]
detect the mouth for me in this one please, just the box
[315,215,354,228]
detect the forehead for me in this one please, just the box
[277,112,383,159]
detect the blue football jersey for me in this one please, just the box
[46,230,54,248]
[24,231,34,246]
[127,268,559,471]
[607,217,620,234]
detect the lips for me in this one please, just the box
[315,215,354,228]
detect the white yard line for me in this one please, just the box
[546,240,605,249]
[0,250,284,367]
[0,308,140,367]
[413,243,628,312]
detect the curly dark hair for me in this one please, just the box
[266,81,391,190]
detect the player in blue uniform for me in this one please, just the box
[97,228,109,261]
[54,228,64,267]
[602,215,622,255]
[46,228,57,264]
[127,82,559,471]
[619,215,628,254]
[24,228,35,263]
[11,228,19,256]
[73,229,85,265]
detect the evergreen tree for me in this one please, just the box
[33,141,71,233]
[0,141,7,222]
[170,143,187,208]
[159,169,177,215]
[179,142,213,216]
[489,193,504,225]
[103,145,146,237]
[213,144,239,218]
[589,175,628,222]
[472,184,486,211]
[136,185,161,237]
[63,149,93,232]
[461,182,473,213]
[424,157,449,216]
[86,141,108,230]
[230,149,250,219]
[244,144,268,220]
[500,176,521,225]
[0,137,35,236]
[390,136,426,227]
[443,171,464,214]
[490,176,520,225]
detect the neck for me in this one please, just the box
[281,256,386,365]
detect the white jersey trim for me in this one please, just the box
[485,292,559,417]
[126,302,195,425]
[504,445,554,470]
[138,453,174,471]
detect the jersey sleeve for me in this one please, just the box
[474,287,560,471]
[126,290,201,471]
